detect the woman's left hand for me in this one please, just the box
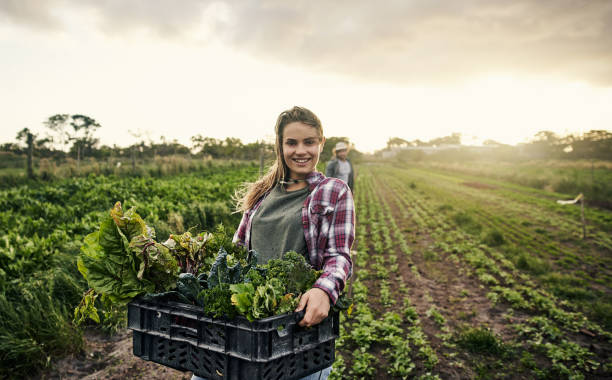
[295,288,331,327]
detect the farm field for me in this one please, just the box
[0,162,257,379]
[1,161,611,379]
[333,164,612,379]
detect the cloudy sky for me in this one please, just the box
[1,0,612,152]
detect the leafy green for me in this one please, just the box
[266,251,322,295]
[207,250,324,321]
[129,234,179,292]
[163,231,211,274]
[200,283,236,319]
[176,273,202,305]
[207,247,256,288]
[229,283,254,315]
[77,202,179,308]
[77,204,344,323]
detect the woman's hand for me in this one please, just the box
[295,288,331,327]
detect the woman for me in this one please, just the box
[192,106,354,380]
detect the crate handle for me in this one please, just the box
[170,323,199,341]
[294,309,306,323]
[276,310,306,338]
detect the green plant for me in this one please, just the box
[456,326,507,356]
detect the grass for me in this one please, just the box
[456,326,508,356]
[482,229,506,247]
[515,252,550,275]
[452,211,483,235]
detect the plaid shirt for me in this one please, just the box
[233,171,354,304]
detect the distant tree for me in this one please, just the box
[223,137,244,158]
[0,142,20,153]
[191,135,222,158]
[571,130,612,160]
[482,139,505,146]
[44,114,72,150]
[69,114,101,168]
[412,139,428,147]
[386,137,410,149]
[526,130,561,158]
[44,114,101,169]
[429,133,461,147]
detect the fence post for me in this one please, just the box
[580,196,585,239]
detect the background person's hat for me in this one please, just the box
[334,142,348,151]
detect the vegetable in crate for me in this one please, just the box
[74,202,236,325]
[77,202,179,304]
[198,250,332,321]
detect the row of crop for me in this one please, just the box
[392,166,612,330]
[331,170,442,379]
[377,165,611,378]
[0,163,258,379]
[408,167,612,251]
[413,162,612,234]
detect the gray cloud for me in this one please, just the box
[2,0,612,85]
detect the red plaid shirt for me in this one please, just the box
[233,171,354,304]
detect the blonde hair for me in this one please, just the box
[235,106,323,212]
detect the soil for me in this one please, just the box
[39,329,193,380]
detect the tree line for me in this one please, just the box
[382,130,612,161]
[1,114,363,178]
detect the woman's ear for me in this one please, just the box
[320,136,326,153]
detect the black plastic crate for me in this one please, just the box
[132,330,335,380]
[127,297,338,378]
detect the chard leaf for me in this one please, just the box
[129,235,179,292]
[78,209,154,305]
[110,202,148,241]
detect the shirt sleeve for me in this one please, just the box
[313,184,355,304]
[324,160,334,178]
[232,210,249,246]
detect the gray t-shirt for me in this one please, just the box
[336,160,351,184]
[250,184,309,264]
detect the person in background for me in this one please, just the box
[191,106,354,380]
[325,141,354,192]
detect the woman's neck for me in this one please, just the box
[285,181,308,191]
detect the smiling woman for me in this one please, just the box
[282,121,326,184]
[190,106,355,380]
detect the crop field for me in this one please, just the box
[1,161,611,379]
[0,162,256,379]
[333,164,612,379]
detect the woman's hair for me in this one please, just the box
[234,106,323,212]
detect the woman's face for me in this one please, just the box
[282,122,325,179]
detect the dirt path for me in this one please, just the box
[40,329,192,380]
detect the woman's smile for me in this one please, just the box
[282,122,325,179]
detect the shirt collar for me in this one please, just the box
[306,171,325,191]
